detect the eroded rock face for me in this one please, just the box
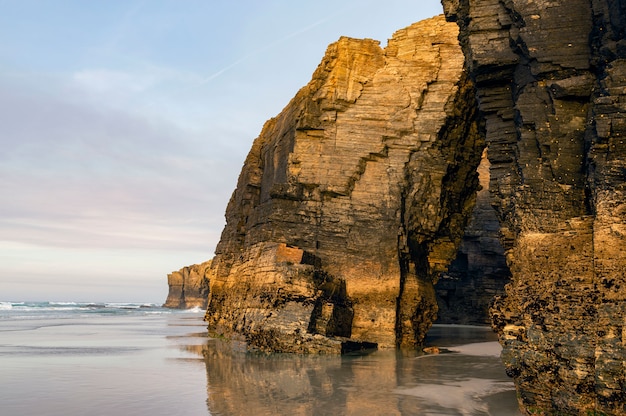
[203,15,483,352]
[443,0,626,414]
[163,260,211,309]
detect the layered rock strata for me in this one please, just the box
[203,15,483,352]
[163,260,211,309]
[443,1,626,414]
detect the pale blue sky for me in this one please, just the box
[0,1,444,303]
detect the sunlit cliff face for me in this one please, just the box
[194,15,483,352]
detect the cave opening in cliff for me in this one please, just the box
[433,152,511,326]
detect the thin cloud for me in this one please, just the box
[0,80,231,254]
[95,0,149,61]
[199,11,343,85]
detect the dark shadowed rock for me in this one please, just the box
[435,149,510,325]
[443,0,626,414]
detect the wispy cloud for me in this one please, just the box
[199,12,341,85]
[0,79,230,253]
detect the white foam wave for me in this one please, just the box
[105,303,140,309]
[0,301,168,317]
[181,306,204,313]
[104,302,159,309]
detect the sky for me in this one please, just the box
[0,0,444,303]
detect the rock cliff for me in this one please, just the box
[442,0,626,414]
[201,15,483,352]
[165,3,626,413]
[163,260,211,309]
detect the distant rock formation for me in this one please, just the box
[196,15,483,352]
[442,0,626,414]
[163,260,211,309]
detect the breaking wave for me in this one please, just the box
[0,301,175,319]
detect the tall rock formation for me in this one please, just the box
[163,261,211,309]
[442,0,626,414]
[202,15,483,352]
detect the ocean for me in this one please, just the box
[0,301,521,415]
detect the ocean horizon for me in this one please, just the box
[0,301,521,415]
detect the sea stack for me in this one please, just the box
[163,260,211,309]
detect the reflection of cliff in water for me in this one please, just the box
[188,326,520,416]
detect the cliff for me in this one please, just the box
[442,0,626,414]
[163,260,211,309]
[164,3,626,413]
[201,15,483,352]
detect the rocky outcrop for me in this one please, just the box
[163,261,211,309]
[202,15,483,352]
[443,0,626,414]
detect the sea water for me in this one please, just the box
[0,301,210,416]
[0,301,521,415]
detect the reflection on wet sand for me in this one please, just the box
[183,326,521,416]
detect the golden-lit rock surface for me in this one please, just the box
[163,260,211,309]
[200,15,482,352]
